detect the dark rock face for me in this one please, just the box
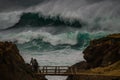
[69,61,89,70]
[67,75,120,80]
[83,33,120,68]
[72,33,120,69]
[67,33,120,80]
[0,41,47,80]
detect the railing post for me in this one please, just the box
[58,66,60,74]
[74,67,77,75]
[39,66,41,73]
[46,66,47,74]
[70,67,73,75]
[43,66,44,73]
[55,66,57,74]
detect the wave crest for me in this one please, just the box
[0,30,108,51]
[4,12,83,30]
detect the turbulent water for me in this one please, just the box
[0,0,120,80]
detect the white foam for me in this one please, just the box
[26,0,120,31]
[21,49,83,80]
[0,11,22,29]
[1,30,78,45]
[20,49,84,66]
[46,76,67,80]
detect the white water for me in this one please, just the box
[20,49,84,80]
[46,76,67,80]
[0,0,120,31]
[0,0,119,80]
[0,11,22,29]
[21,49,84,66]
[0,29,109,46]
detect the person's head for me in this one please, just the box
[34,59,38,62]
[31,57,33,60]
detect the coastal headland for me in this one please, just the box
[67,33,120,80]
[0,41,47,80]
[0,33,120,80]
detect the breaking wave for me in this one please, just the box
[0,0,119,72]
[4,13,83,30]
[0,0,120,32]
[0,30,109,51]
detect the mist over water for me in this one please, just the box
[0,0,119,80]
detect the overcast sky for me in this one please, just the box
[0,0,119,12]
[0,0,45,12]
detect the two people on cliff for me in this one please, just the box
[30,58,39,72]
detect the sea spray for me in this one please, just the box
[0,0,120,80]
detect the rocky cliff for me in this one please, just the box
[0,41,47,80]
[67,33,120,80]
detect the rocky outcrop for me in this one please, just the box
[67,75,120,80]
[67,33,120,80]
[83,33,120,68]
[0,41,47,80]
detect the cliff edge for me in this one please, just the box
[67,33,120,80]
[83,33,120,68]
[0,41,47,80]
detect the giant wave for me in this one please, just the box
[0,30,109,51]
[0,0,120,31]
[4,13,83,30]
[0,0,119,73]
[0,0,119,53]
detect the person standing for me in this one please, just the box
[30,57,34,71]
[33,59,39,72]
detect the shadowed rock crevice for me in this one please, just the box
[67,33,120,80]
[0,41,47,80]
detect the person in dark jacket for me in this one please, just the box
[30,57,34,71]
[33,59,39,72]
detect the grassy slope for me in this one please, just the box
[82,61,120,76]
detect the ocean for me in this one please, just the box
[0,0,120,79]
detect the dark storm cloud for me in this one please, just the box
[87,0,120,3]
[0,0,45,12]
[0,0,120,12]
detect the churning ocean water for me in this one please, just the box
[0,0,120,80]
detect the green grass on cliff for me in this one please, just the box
[85,61,120,76]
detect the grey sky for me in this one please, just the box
[0,0,45,12]
[0,0,119,12]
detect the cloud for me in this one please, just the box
[0,0,120,12]
[0,0,44,12]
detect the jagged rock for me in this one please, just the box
[0,41,47,80]
[83,33,120,68]
[67,33,120,80]
[70,61,89,70]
